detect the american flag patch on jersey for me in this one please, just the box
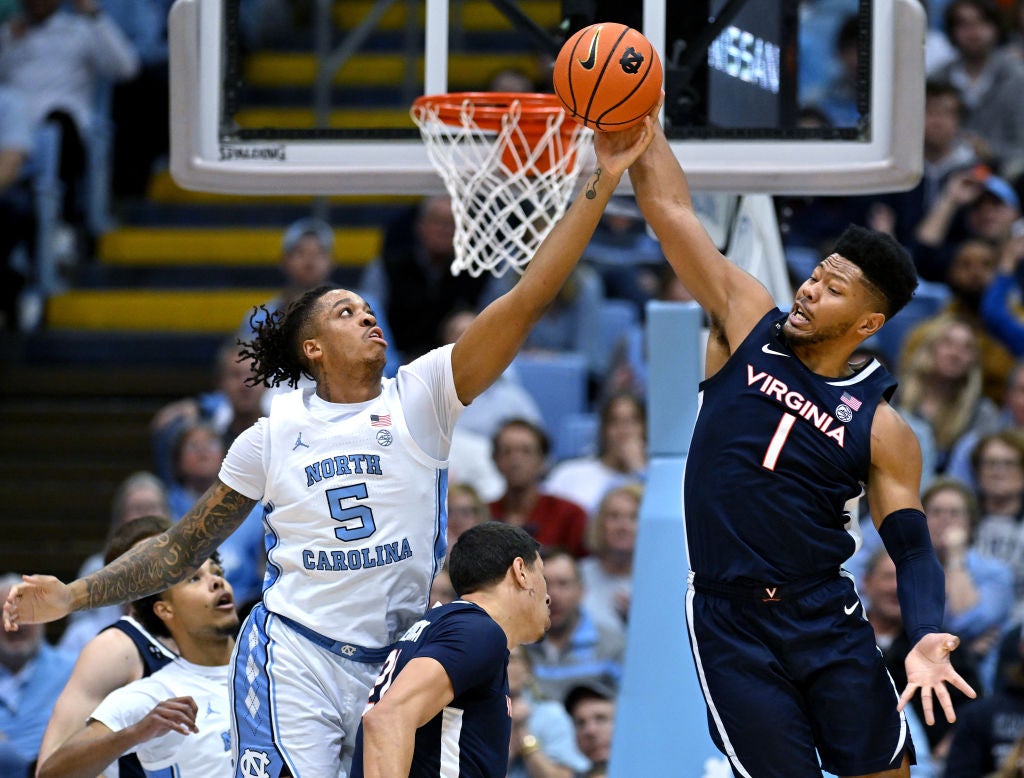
[840,392,862,411]
[370,414,391,427]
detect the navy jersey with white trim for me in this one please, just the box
[350,601,511,778]
[684,309,896,583]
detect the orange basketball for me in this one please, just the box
[552,22,662,132]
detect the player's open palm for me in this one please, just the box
[129,697,200,740]
[3,574,73,630]
[899,632,977,725]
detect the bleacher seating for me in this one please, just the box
[512,351,589,441]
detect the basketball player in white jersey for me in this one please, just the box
[4,110,658,778]
[37,557,237,778]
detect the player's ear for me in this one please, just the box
[153,597,173,627]
[511,557,529,589]
[303,337,322,361]
[858,311,885,338]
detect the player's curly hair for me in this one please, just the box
[832,224,917,318]
[239,285,337,388]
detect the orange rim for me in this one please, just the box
[412,92,576,137]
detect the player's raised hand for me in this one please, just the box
[129,697,200,740]
[899,632,977,725]
[591,96,662,179]
[3,574,73,631]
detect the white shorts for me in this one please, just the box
[229,604,384,778]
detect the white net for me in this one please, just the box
[411,94,593,278]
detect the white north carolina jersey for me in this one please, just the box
[90,659,231,777]
[219,345,463,648]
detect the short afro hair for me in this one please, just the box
[832,224,917,318]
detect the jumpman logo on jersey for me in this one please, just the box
[293,432,310,451]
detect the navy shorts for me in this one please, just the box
[685,573,914,777]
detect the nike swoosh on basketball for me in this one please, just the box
[843,602,859,615]
[762,343,790,357]
[578,30,600,69]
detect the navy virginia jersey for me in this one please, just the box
[685,309,897,584]
[350,601,511,778]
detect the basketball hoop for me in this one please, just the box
[411,92,593,278]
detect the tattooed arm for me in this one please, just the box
[450,106,658,405]
[4,481,255,629]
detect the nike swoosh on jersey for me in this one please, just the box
[578,29,600,70]
[761,343,790,357]
[843,602,859,615]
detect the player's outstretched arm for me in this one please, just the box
[450,111,656,405]
[4,481,255,630]
[628,121,774,351]
[37,697,199,778]
[37,629,152,774]
[867,403,977,724]
[360,657,456,778]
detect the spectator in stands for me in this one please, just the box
[897,314,1001,472]
[812,14,862,127]
[544,393,647,517]
[947,359,1024,485]
[981,232,1024,356]
[58,471,172,654]
[902,238,1015,404]
[869,81,981,247]
[859,549,978,767]
[39,516,178,778]
[943,632,1024,776]
[489,418,589,559]
[508,646,588,778]
[150,340,266,485]
[446,482,488,550]
[0,0,139,243]
[971,429,1024,620]
[101,0,171,198]
[932,0,1024,180]
[524,548,625,704]
[563,679,617,778]
[438,307,544,439]
[0,573,75,776]
[579,485,640,641]
[244,216,400,382]
[922,478,1014,653]
[581,195,664,320]
[914,167,1021,284]
[165,422,265,608]
[360,194,490,360]
[0,85,32,330]
[37,556,236,778]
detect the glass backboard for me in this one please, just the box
[169,0,925,195]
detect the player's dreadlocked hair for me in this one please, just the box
[239,285,338,388]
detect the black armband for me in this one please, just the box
[877,508,945,645]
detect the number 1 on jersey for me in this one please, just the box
[762,413,796,471]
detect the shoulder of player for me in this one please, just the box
[429,602,505,641]
[869,401,917,458]
[75,628,146,684]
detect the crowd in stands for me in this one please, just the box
[11,0,1024,776]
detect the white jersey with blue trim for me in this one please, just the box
[219,345,463,648]
[90,659,231,777]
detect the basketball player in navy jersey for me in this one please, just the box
[3,116,657,778]
[629,123,977,777]
[350,522,550,778]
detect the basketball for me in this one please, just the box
[552,23,662,132]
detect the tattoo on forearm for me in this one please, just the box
[83,485,256,610]
[585,167,602,199]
